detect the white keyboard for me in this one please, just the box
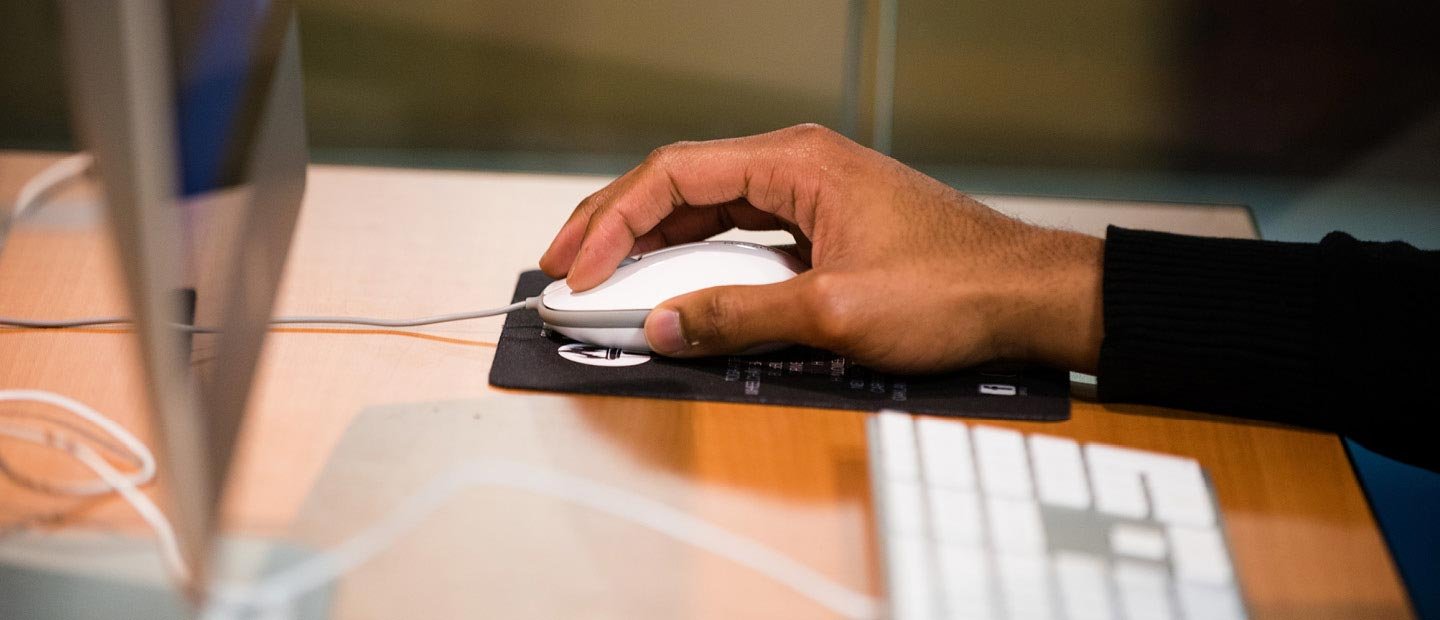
[868,410,1248,620]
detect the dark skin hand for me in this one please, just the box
[540,124,1105,374]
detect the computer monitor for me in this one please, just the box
[58,0,307,602]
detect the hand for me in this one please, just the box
[540,124,1104,374]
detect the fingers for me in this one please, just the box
[645,274,827,357]
[539,191,605,277]
[565,194,672,290]
[630,200,794,255]
[541,124,849,290]
[563,139,756,291]
[543,198,790,277]
[629,203,735,256]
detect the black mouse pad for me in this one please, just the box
[489,271,1069,421]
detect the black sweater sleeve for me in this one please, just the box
[1097,226,1440,471]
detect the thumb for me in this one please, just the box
[644,278,811,357]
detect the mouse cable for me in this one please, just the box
[6,155,544,333]
[0,390,155,496]
[0,389,881,620]
[0,390,183,580]
[0,298,539,332]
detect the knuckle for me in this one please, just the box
[647,141,693,166]
[576,190,604,215]
[786,123,840,148]
[582,202,612,232]
[781,125,852,183]
[787,122,831,137]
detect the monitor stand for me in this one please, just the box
[0,530,334,620]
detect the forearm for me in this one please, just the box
[1097,227,1325,424]
[1095,226,1440,469]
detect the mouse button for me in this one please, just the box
[539,279,607,312]
[546,270,660,311]
[541,279,569,295]
[538,279,573,309]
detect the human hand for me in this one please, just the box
[540,124,1104,374]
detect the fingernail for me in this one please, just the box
[646,309,686,355]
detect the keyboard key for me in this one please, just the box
[997,553,1056,619]
[1177,581,1247,620]
[1085,444,1214,526]
[929,487,984,546]
[1029,433,1091,510]
[1114,560,1176,620]
[867,418,1249,620]
[1168,525,1233,586]
[880,478,928,536]
[986,497,1047,554]
[974,425,1034,499]
[887,536,940,620]
[937,543,996,619]
[1109,523,1168,562]
[917,416,977,490]
[875,410,921,481]
[1085,444,1152,519]
[1146,461,1214,528]
[1054,552,1114,620]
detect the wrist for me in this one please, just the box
[1001,228,1105,372]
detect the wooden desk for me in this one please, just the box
[0,150,1410,619]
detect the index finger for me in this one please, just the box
[553,124,841,291]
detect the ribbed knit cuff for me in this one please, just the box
[1097,226,1326,427]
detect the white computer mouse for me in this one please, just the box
[538,240,806,353]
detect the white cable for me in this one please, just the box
[0,421,141,496]
[0,390,881,619]
[0,390,186,580]
[0,298,537,332]
[7,161,846,609]
[0,390,155,495]
[255,301,533,328]
[1,153,876,616]
[11,152,93,222]
[4,152,537,333]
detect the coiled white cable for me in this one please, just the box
[0,389,185,581]
[0,390,155,495]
